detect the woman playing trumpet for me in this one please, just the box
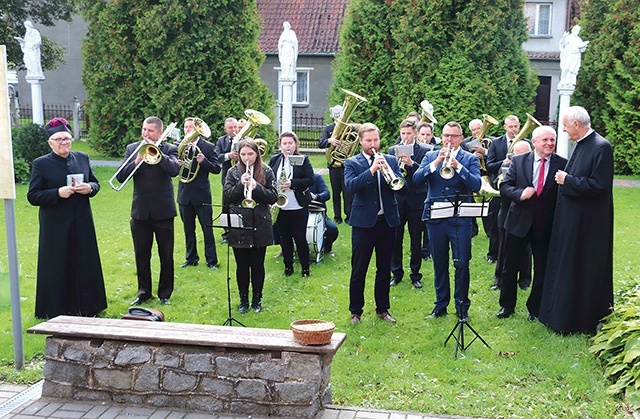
[268,131,315,277]
[223,139,278,313]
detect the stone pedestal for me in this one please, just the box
[27,76,45,125]
[280,79,295,133]
[557,86,575,159]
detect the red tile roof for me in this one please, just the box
[257,0,348,55]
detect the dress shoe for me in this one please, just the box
[457,313,470,323]
[207,263,220,269]
[390,277,402,286]
[430,308,447,318]
[412,280,423,289]
[350,314,361,324]
[334,217,343,224]
[130,296,149,306]
[221,238,228,244]
[528,314,537,322]
[284,267,294,277]
[496,307,514,319]
[378,312,396,324]
[329,250,336,258]
[238,304,249,314]
[519,280,531,290]
[160,298,170,305]
[422,254,432,261]
[301,269,310,277]
[487,256,497,263]
[180,260,198,268]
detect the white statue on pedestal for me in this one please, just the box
[15,20,44,79]
[278,21,298,80]
[559,25,589,89]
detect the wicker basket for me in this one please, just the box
[290,319,335,346]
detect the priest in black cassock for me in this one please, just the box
[539,106,614,334]
[27,118,107,319]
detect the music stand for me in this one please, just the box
[428,193,491,359]
[210,204,253,327]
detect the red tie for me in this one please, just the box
[536,157,546,195]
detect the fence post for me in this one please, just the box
[73,96,81,141]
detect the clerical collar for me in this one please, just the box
[575,128,594,143]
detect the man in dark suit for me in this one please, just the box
[413,121,481,322]
[177,118,221,269]
[115,117,180,305]
[485,115,520,263]
[317,105,352,224]
[388,119,430,288]
[345,122,407,324]
[214,117,239,243]
[495,126,567,320]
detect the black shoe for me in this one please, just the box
[430,308,447,318]
[457,312,470,323]
[496,307,514,319]
[238,304,248,314]
[221,238,228,244]
[519,280,531,290]
[251,301,262,312]
[487,256,497,263]
[334,217,343,224]
[130,296,150,306]
[390,277,402,286]
[422,255,432,261]
[301,269,310,278]
[528,314,537,322]
[284,267,294,276]
[412,280,423,289]
[180,261,198,268]
[207,263,220,269]
[160,298,170,305]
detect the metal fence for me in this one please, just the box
[17,100,89,137]
[289,110,326,148]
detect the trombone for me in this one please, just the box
[373,149,405,191]
[241,162,257,209]
[109,122,177,191]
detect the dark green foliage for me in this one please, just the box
[11,123,51,167]
[1,0,73,70]
[331,0,537,147]
[80,0,275,157]
[575,0,640,174]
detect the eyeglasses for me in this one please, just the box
[442,134,462,139]
[51,136,72,143]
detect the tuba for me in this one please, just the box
[232,109,271,155]
[177,118,211,183]
[326,89,367,167]
[508,113,542,154]
[418,100,437,126]
[470,114,501,203]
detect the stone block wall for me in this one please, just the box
[41,336,335,418]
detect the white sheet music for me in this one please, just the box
[429,202,455,219]
[458,202,488,217]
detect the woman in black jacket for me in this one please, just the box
[268,131,315,277]
[223,139,278,313]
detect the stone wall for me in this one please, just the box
[41,336,334,418]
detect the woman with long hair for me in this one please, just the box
[223,139,278,312]
[268,131,315,277]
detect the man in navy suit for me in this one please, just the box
[177,118,222,269]
[496,126,567,320]
[345,123,407,324]
[214,117,239,243]
[413,121,481,321]
[388,119,430,288]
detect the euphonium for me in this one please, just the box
[177,118,211,183]
[326,88,367,166]
[439,143,455,180]
[476,113,499,173]
[508,113,542,154]
[418,100,437,126]
[109,122,177,191]
[373,149,405,191]
[241,163,256,208]
[232,109,271,154]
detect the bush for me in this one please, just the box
[13,158,30,184]
[589,289,640,410]
[12,123,51,167]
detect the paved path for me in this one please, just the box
[0,383,472,419]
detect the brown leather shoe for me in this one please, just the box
[378,312,396,324]
[350,314,361,325]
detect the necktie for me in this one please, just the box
[370,155,383,214]
[536,157,546,195]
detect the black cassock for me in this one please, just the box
[539,131,614,334]
[27,151,107,319]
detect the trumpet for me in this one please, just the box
[109,122,177,191]
[241,162,256,209]
[439,143,455,180]
[373,149,405,191]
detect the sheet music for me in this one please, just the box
[458,202,488,217]
[429,202,455,219]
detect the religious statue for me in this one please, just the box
[14,20,44,79]
[278,21,298,81]
[559,25,589,89]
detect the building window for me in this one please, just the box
[525,3,552,37]
[277,68,312,106]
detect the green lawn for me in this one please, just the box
[0,148,638,418]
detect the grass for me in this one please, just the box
[1,148,638,418]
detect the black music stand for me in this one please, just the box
[210,204,252,327]
[428,193,492,359]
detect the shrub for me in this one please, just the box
[12,123,51,167]
[13,158,30,184]
[589,289,640,410]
